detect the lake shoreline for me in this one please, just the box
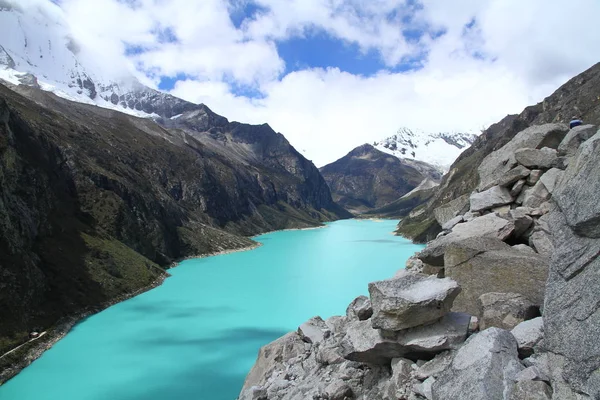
[0,272,169,385]
[0,222,330,385]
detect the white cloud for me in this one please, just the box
[5,0,600,166]
[170,0,600,166]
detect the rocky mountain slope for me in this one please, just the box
[239,117,600,400]
[320,144,440,214]
[396,62,600,243]
[0,78,349,378]
[360,182,439,220]
[0,1,199,120]
[374,128,478,173]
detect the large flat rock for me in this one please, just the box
[418,214,515,266]
[432,328,524,400]
[369,272,461,331]
[444,247,548,316]
[469,185,514,212]
[340,313,470,364]
[514,147,558,169]
[444,237,511,269]
[479,292,539,330]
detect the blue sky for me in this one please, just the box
[28,0,600,165]
[157,31,426,93]
[152,1,435,93]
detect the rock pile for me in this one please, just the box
[239,124,600,400]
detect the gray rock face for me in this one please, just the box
[413,377,435,400]
[510,380,552,400]
[398,312,470,357]
[415,351,454,380]
[498,165,532,187]
[514,147,558,169]
[325,316,348,335]
[511,317,544,357]
[346,295,373,321]
[422,263,444,278]
[340,313,470,364]
[511,179,528,197]
[445,246,548,316]
[369,272,461,331]
[522,353,551,377]
[529,231,554,258]
[558,124,598,156]
[325,381,353,400]
[477,124,568,191]
[418,214,515,266]
[387,357,416,399]
[522,181,551,209]
[442,215,463,231]
[242,332,306,392]
[239,386,267,400]
[432,328,524,400]
[543,211,600,397]
[470,185,514,212]
[493,204,512,215]
[463,211,480,222]
[515,366,551,383]
[433,194,470,226]
[553,132,600,238]
[443,237,511,269]
[539,168,564,194]
[512,244,537,254]
[298,317,330,344]
[479,292,539,330]
[339,320,406,364]
[405,256,424,273]
[528,169,543,185]
[508,208,535,237]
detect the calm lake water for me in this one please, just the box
[0,219,423,400]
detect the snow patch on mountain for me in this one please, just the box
[374,127,478,172]
[0,2,168,120]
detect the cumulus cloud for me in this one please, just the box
[8,0,600,166]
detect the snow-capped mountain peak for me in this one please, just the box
[373,127,478,172]
[0,1,181,120]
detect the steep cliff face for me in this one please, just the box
[0,82,348,357]
[320,144,432,214]
[397,62,600,242]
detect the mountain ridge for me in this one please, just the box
[320,144,435,214]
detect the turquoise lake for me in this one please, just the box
[0,219,423,400]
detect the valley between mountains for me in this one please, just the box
[1,2,600,400]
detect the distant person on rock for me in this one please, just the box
[570,116,583,129]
